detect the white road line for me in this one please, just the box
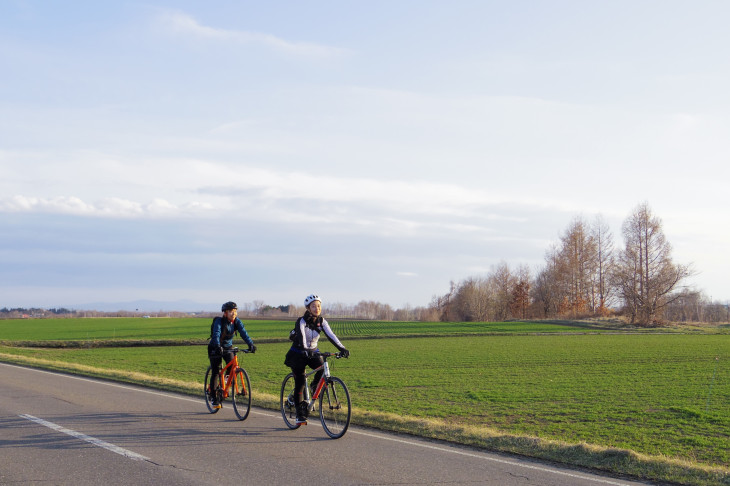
[3,363,635,485]
[18,414,150,462]
[350,430,633,486]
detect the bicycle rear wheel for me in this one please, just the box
[203,366,221,414]
[280,373,300,429]
[319,376,351,439]
[232,367,251,421]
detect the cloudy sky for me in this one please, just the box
[2,1,729,311]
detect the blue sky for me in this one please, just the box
[2,1,729,310]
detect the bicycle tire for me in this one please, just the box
[231,367,251,421]
[280,373,301,429]
[319,376,351,439]
[203,366,221,414]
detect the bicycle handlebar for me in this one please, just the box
[232,347,255,354]
[211,346,253,357]
[315,351,348,359]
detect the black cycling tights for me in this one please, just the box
[291,354,325,405]
[209,346,234,391]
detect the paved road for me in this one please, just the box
[0,362,653,485]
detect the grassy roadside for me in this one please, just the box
[1,351,727,486]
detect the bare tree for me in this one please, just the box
[431,280,456,321]
[451,276,494,322]
[251,300,265,316]
[416,304,442,322]
[429,293,450,321]
[664,290,704,322]
[532,245,562,318]
[613,202,693,325]
[394,303,412,321]
[553,217,598,316]
[592,215,616,315]
[489,261,516,321]
[509,264,531,319]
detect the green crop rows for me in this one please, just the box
[0,317,594,342]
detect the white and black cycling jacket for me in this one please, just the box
[294,317,344,352]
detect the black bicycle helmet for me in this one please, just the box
[221,301,237,312]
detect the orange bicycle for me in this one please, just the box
[204,347,252,420]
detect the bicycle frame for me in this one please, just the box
[302,358,331,408]
[212,348,249,398]
[218,354,240,399]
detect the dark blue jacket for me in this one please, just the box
[209,317,254,349]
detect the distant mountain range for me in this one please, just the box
[74,299,219,313]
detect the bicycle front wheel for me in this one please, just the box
[232,367,251,421]
[203,366,221,414]
[280,373,300,429]
[319,376,351,439]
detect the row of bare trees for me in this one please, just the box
[432,202,716,326]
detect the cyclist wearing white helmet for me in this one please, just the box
[284,293,349,424]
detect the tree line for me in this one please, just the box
[429,202,726,326]
[0,308,194,319]
[252,202,723,326]
[0,307,75,318]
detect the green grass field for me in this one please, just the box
[1,317,728,484]
[0,316,596,342]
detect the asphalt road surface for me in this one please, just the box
[0,362,654,485]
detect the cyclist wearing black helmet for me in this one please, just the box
[208,301,256,409]
[284,294,349,424]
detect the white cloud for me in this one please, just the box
[0,196,94,214]
[0,195,213,218]
[156,10,349,59]
[0,152,585,245]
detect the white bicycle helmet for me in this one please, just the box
[304,294,321,306]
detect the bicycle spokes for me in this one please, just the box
[319,377,351,439]
[280,373,301,429]
[232,367,251,421]
[204,366,222,414]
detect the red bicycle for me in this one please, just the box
[280,351,351,439]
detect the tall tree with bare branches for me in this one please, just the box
[592,215,615,315]
[556,217,598,316]
[613,202,693,325]
[490,261,516,321]
[532,244,562,318]
[509,264,531,319]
